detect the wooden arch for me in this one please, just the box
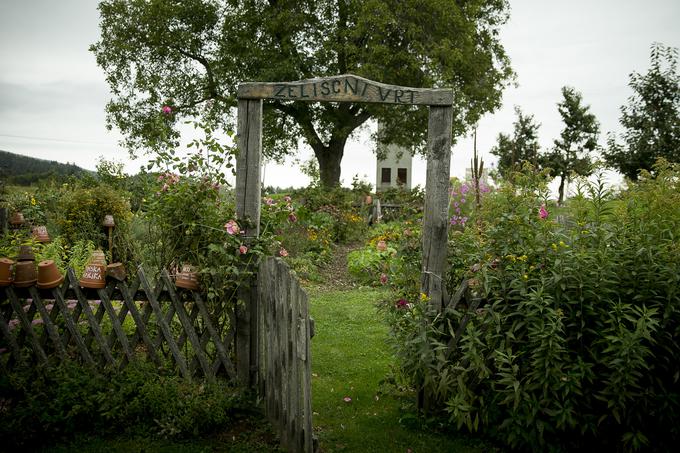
[234,73,453,382]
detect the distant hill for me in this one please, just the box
[0,150,91,186]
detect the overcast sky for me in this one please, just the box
[1,0,679,190]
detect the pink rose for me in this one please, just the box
[279,248,289,257]
[224,220,240,235]
[161,105,172,115]
[238,245,248,255]
[539,204,549,220]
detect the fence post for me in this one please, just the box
[421,105,453,312]
[235,97,263,387]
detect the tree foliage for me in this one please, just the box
[489,106,541,176]
[603,43,680,180]
[542,87,599,204]
[91,0,514,186]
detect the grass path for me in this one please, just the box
[307,286,487,453]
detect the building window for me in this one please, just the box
[397,168,407,185]
[381,167,391,184]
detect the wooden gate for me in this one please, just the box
[257,257,314,453]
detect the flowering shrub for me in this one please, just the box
[386,162,680,451]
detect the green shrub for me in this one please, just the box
[0,360,249,450]
[386,162,680,452]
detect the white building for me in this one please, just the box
[376,142,412,191]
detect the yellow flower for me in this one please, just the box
[419,292,429,302]
[31,197,36,206]
[522,274,528,280]
[551,243,558,251]
[518,255,528,262]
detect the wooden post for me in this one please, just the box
[0,207,7,235]
[421,105,453,312]
[235,98,263,387]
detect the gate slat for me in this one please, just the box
[6,287,48,365]
[52,286,95,366]
[28,287,66,360]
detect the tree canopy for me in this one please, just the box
[543,86,599,204]
[603,43,680,180]
[91,0,514,186]
[489,106,541,176]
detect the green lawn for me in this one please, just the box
[308,287,490,453]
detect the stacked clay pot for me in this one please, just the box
[13,246,37,288]
[80,250,107,289]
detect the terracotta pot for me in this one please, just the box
[106,262,126,281]
[79,263,107,289]
[0,258,14,286]
[9,212,25,226]
[175,264,199,290]
[32,225,50,243]
[89,250,107,266]
[102,215,115,228]
[13,261,37,288]
[37,260,64,289]
[17,245,35,262]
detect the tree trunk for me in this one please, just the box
[314,138,346,187]
[558,174,566,205]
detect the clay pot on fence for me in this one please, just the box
[175,264,199,290]
[9,212,25,227]
[79,263,107,289]
[32,225,50,243]
[13,261,37,288]
[17,245,35,262]
[89,250,107,266]
[0,258,14,286]
[37,260,64,289]
[102,215,115,228]
[106,262,126,281]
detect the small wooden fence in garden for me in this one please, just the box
[257,257,315,453]
[0,267,237,381]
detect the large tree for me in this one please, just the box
[490,106,541,176]
[543,87,599,204]
[91,0,513,186]
[603,43,680,180]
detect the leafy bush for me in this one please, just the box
[386,162,680,452]
[0,360,249,450]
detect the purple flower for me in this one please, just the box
[265,197,275,206]
[380,273,388,285]
[161,105,172,115]
[539,204,549,220]
[396,298,409,309]
[461,184,470,194]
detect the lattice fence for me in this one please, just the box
[0,267,236,382]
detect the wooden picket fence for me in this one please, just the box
[257,257,315,453]
[0,267,236,382]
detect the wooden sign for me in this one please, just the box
[237,74,453,106]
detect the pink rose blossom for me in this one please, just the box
[265,197,275,206]
[279,248,289,257]
[239,245,248,255]
[283,196,292,203]
[539,204,549,220]
[161,105,172,115]
[224,220,240,235]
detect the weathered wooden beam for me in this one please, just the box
[421,105,453,312]
[238,74,454,106]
